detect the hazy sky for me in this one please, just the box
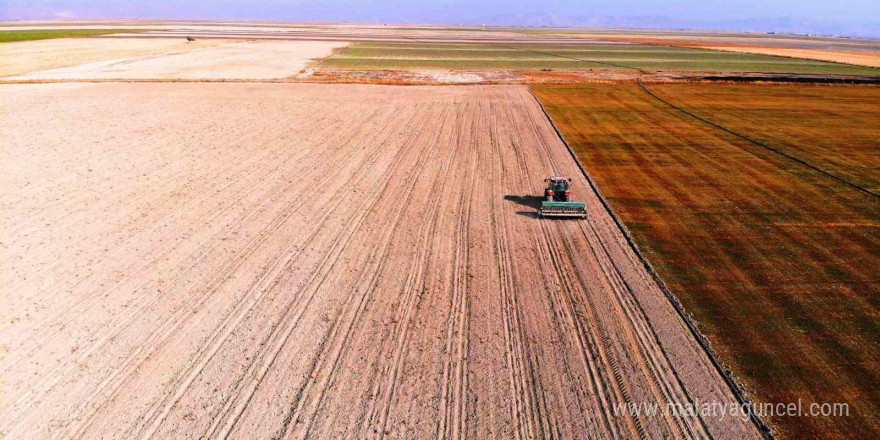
[3,0,878,37]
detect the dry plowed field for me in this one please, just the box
[1,83,761,440]
[2,39,346,80]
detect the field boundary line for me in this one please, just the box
[470,36,878,199]
[526,88,776,440]
[636,77,879,198]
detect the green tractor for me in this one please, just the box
[538,177,588,219]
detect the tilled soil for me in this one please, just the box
[6,40,347,80]
[0,38,227,77]
[1,82,762,440]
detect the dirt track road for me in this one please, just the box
[1,83,762,440]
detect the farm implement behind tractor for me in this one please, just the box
[538,176,588,219]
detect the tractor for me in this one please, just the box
[538,177,588,219]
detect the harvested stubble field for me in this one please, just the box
[320,42,880,75]
[531,84,880,440]
[0,82,763,439]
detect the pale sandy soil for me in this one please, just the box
[564,33,880,68]
[0,38,228,77]
[7,40,347,80]
[0,82,762,440]
[107,30,607,45]
[700,46,880,68]
[0,22,610,44]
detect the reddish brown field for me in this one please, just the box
[531,84,880,440]
[649,84,880,193]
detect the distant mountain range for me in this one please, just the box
[454,13,879,38]
[2,4,877,39]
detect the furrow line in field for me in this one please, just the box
[205,102,436,440]
[435,102,476,440]
[267,102,440,440]
[487,98,541,440]
[128,106,407,440]
[499,92,616,439]
[42,110,394,440]
[281,102,454,440]
[506,96,578,440]
[557,230,647,440]
[3,109,309,299]
[580,220,712,439]
[513,89,645,440]
[535,220,615,440]
[360,102,460,440]
[449,126,475,440]
[1,109,346,356]
[2,121,329,433]
[506,96,559,440]
[0,108,382,433]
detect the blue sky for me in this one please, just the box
[3,0,878,37]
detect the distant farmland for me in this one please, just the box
[531,84,880,440]
[321,42,880,75]
[0,29,140,43]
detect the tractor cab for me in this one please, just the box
[538,176,587,219]
[545,177,572,202]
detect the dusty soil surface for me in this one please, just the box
[1,82,762,440]
[6,40,347,80]
[0,38,228,77]
[699,46,880,68]
[108,29,611,45]
[0,21,610,45]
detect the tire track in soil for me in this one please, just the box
[3,109,316,309]
[1,107,390,438]
[487,99,546,440]
[576,220,713,438]
[497,94,619,440]
[2,112,350,381]
[350,103,460,440]
[511,90,648,440]
[435,102,477,440]
[202,101,439,440]
[516,88,707,439]
[13,112,398,440]
[122,104,417,440]
[1,108,348,371]
[2,83,766,440]
[358,105,455,440]
[280,101,456,440]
